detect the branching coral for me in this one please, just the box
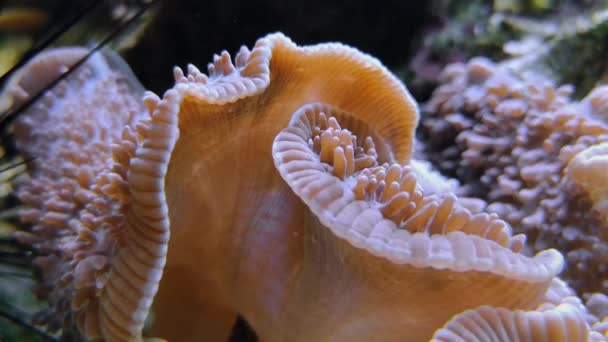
[421,56,608,311]
[6,33,608,341]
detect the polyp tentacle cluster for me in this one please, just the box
[273,104,560,277]
[8,47,173,341]
[422,56,608,297]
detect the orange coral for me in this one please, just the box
[272,104,562,340]
[149,32,419,340]
[7,34,607,341]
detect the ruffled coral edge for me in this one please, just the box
[98,90,179,341]
[430,297,601,341]
[272,103,563,283]
[171,32,419,164]
[171,32,415,106]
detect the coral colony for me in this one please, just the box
[2,33,607,341]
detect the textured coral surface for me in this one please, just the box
[8,48,153,339]
[4,34,608,341]
[421,56,608,318]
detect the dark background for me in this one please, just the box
[1,0,433,96]
[124,1,431,93]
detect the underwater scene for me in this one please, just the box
[0,0,608,341]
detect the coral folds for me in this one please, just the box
[5,34,608,341]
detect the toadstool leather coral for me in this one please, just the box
[143,33,592,341]
[149,32,420,341]
[272,103,563,340]
[6,33,608,341]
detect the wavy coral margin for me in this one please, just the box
[431,297,602,341]
[272,103,564,282]
[147,31,422,340]
[270,102,569,340]
[170,32,419,163]
[98,89,178,341]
